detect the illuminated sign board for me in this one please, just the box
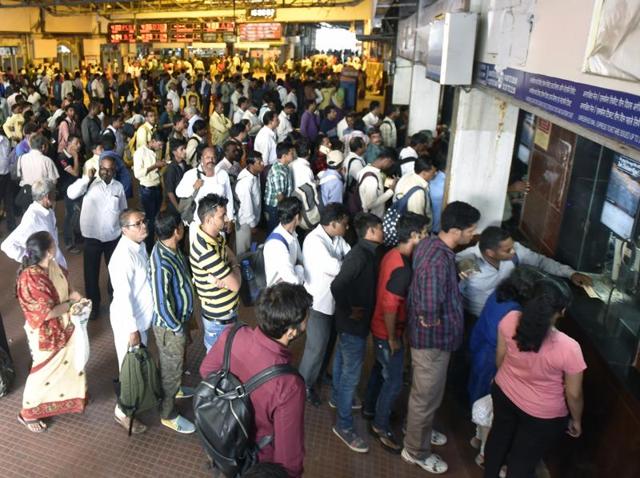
[139,23,168,43]
[108,23,136,44]
[239,22,282,41]
[247,8,276,19]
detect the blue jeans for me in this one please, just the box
[202,312,237,352]
[63,195,81,246]
[332,333,367,431]
[364,337,405,431]
[139,185,162,251]
[264,204,278,234]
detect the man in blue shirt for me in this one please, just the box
[318,150,345,205]
[150,211,196,434]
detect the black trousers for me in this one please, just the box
[484,383,568,478]
[0,173,17,231]
[83,237,119,311]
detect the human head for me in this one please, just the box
[263,110,279,129]
[164,98,174,113]
[88,100,101,116]
[145,108,157,125]
[354,212,383,243]
[283,102,296,115]
[496,266,546,305]
[98,155,116,184]
[170,137,187,163]
[21,231,54,270]
[369,100,381,115]
[246,150,264,175]
[397,212,429,246]
[119,208,148,243]
[409,132,431,155]
[192,119,207,138]
[149,131,164,152]
[345,112,356,128]
[255,283,313,344]
[31,179,56,208]
[385,105,400,119]
[197,193,228,236]
[369,127,382,145]
[184,106,198,119]
[229,123,247,141]
[201,147,217,176]
[325,106,338,121]
[214,100,224,114]
[305,99,316,112]
[29,133,49,153]
[349,136,366,156]
[320,203,349,238]
[277,196,302,227]
[155,210,184,242]
[66,135,82,155]
[64,103,76,120]
[440,201,480,246]
[515,278,572,352]
[276,142,295,165]
[326,150,344,170]
[295,139,310,159]
[372,147,395,171]
[414,155,437,182]
[223,140,241,163]
[479,226,516,263]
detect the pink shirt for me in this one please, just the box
[495,311,586,419]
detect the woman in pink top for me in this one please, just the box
[484,279,586,478]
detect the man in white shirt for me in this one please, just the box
[456,227,593,317]
[16,133,59,187]
[399,132,431,176]
[337,112,355,141]
[298,204,351,407]
[379,107,400,149]
[175,147,235,245]
[67,156,127,319]
[26,84,41,111]
[232,96,249,125]
[358,151,396,218]
[362,100,382,131]
[394,156,437,228]
[234,151,264,255]
[215,141,242,178]
[276,102,296,143]
[133,131,165,251]
[185,106,203,139]
[167,83,181,113]
[290,140,315,190]
[109,208,154,434]
[254,111,279,167]
[263,197,305,286]
[1,179,67,269]
[242,103,262,136]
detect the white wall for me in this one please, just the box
[474,0,640,97]
[408,64,441,135]
[446,88,519,231]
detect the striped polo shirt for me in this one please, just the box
[150,241,194,332]
[190,226,239,320]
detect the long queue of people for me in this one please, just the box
[0,56,593,478]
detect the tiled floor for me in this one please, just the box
[0,220,484,478]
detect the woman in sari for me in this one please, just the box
[16,231,87,432]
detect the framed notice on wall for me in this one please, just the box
[238,23,282,41]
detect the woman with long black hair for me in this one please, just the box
[484,278,586,477]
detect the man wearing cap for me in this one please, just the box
[318,150,345,205]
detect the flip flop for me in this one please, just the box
[18,413,47,433]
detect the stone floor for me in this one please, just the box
[0,210,484,478]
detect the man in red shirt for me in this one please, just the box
[199,283,312,478]
[364,213,429,452]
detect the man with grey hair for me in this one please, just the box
[1,179,67,268]
[185,106,202,138]
[17,133,59,187]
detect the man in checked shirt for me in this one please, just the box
[402,201,480,474]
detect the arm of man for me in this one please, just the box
[272,379,306,478]
[265,239,302,285]
[175,169,196,198]
[331,251,366,312]
[151,260,181,332]
[109,257,139,335]
[66,175,90,200]
[516,242,591,285]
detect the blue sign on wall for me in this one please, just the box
[475,62,640,151]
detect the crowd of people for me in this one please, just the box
[0,53,593,478]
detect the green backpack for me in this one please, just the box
[115,345,163,435]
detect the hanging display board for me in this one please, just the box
[107,23,136,44]
[238,23,282,41]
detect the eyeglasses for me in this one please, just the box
[124,219,146,229]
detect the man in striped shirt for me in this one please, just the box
[190,193,241,352]
[150,211,196,434]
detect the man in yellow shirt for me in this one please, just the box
[133,131,165,251]
[209,100,231,147]
[135,109,156,150]
[3,103,25,144]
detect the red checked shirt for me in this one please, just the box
[199,326,305,478]
[370,248,412,340]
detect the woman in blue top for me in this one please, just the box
[468,266,543,404]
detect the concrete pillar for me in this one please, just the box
[446,87,519,231]
[408,65,440,135]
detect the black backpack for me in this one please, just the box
[0,346,15,398]
[193,323,298,478]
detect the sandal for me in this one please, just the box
[18,413,47,433]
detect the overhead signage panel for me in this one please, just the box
[238,22,282,41]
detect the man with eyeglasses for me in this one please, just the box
[67,155,127,320]
[108,208,154,434]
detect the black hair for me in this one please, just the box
[353,212,382,239]
[515,278,572,352]
[369,100,380,111]
[263,110,277,125]
[283,102,296,110]
[20,231,53,271]
[101,134,116,151]
[169,137,187,159]
[495,266,545,304]
[479,226,511,253]
[151,131,165,143]
[246,150,262,166]
[349,136,365,152]
[369,126,381,136]
[255,283,312,340]
[237,96,248,107]
[397,213,429,244]
[223,140,240,155]
[320,203,349,226]
[155,211,182,241]
[305,99,316,109]
[243,462,289,478]
[409,132,429,147]
[277,196,302,225]
[295,139,310,158]
[440,201,480,233]
[414,155,435,174]
[193,119,207,134]
[276,142,294,160]
[197,193,228,223]
[229,122,246,138]
[374,146,396,163]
